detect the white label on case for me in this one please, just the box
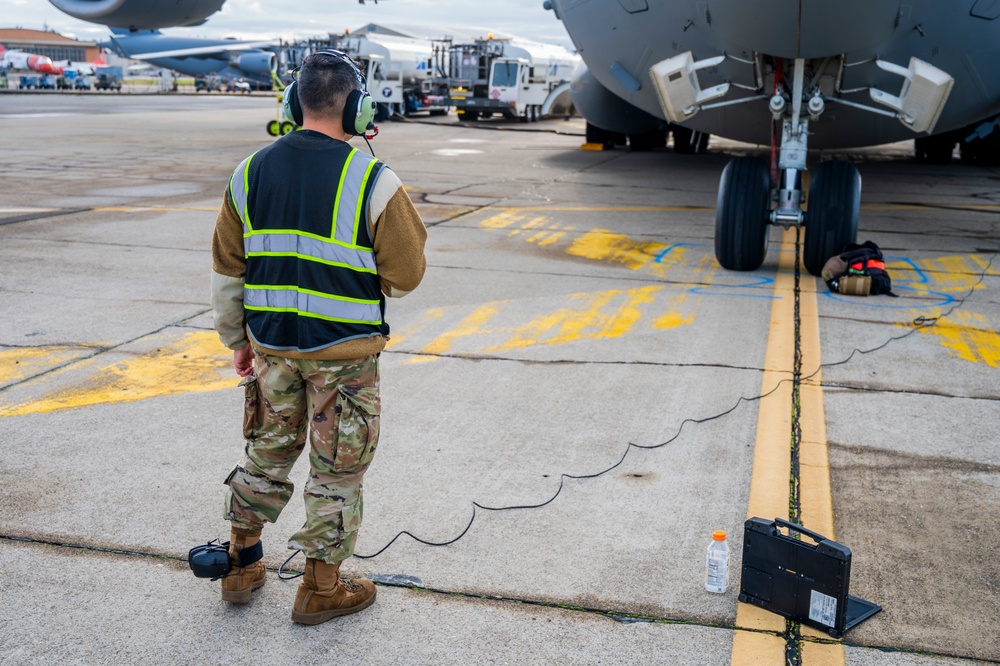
[809,589,838,627]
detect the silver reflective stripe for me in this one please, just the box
[332,149,379,246]
[229,153,255,232]
[244,286,382,324]
[245,232,376,272]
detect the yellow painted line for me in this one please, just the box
[736,229,796,657]
[0,331,233,417]
[732,228,843,665]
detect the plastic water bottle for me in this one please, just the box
[705,530,730,593]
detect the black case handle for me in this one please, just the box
[774,517,827,544]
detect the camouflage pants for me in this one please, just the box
[223,351,380,565]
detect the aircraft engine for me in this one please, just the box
[48,0,226,30]
[236,52,277,76]
[569,63,661,135]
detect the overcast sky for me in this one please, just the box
[4,0,575,48]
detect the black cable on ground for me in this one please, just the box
[276,230,999,578]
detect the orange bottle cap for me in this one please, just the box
[712,530,727,541]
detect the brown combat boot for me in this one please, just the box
[220,527,266,603]
[290,557,376,624]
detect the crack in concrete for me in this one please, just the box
[0,208,91,226]
[384,348,762,372]
[0,310,212,393]
[1,533,991,663]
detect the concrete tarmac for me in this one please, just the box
[0,93,997,665]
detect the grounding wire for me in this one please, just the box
[277,231,999,578]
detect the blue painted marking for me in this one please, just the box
[897,257,929,284]
[823,286,954,309]
[691,276,780,300]
[654,243,686,263]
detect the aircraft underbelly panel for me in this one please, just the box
[708,0,902,59]
[553,0,1000,147]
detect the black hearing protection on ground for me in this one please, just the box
[282,50,378,136]
[189,539,263,580]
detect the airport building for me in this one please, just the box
[0,28,99,62]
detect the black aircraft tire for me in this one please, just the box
[804,160,861,277]
[715,156,771,271]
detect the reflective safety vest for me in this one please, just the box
[228,132,387,352]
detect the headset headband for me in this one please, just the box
[299,49,366,92]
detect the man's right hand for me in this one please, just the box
[234,345,254,377]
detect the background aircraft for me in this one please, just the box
[544,0,1000,275]
[55,51,107,77]
[104,30,277,88]
[0,45,62,73]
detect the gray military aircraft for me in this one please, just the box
[544,0,1000,275]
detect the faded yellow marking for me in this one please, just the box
[536,231,567,247]
[0,346,96,386]
[897,253,999,366]
[0,331,232,417]
[416,304,501,360]
[916,310,1000,367]
[566,228,666,271]
[480,210,522,230]
[385,308,446,352]
[486,286,661,352]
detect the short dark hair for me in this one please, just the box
[296,52,361,121]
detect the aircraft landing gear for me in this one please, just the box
[713,58,858,276]
[715,156,771,271]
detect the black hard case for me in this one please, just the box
[738,517,881,638]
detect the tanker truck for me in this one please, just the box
[339,33,449,118]
[441,36,580,122]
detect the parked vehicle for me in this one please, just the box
[74,76,92,90]
[37,74,56,90]
[94,66,123,91]
[18,75,38,89]
[195,74,222,92]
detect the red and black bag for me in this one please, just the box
[823,241,898,297]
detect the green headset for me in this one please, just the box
[282,50,378,136]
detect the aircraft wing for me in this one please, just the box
[121,40,277,60]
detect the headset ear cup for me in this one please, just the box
[343,90,377,135]
[344,89,362,135]
[359,92,377,133]
[283,80,303,126]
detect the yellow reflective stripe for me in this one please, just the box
[229,152,256,232]
[331,149,356,240]
[244,306,381,326]
[353,158,379,246]
[246,251,376,274]
[244,284,379,305]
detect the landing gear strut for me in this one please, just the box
[714,58,857,276]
